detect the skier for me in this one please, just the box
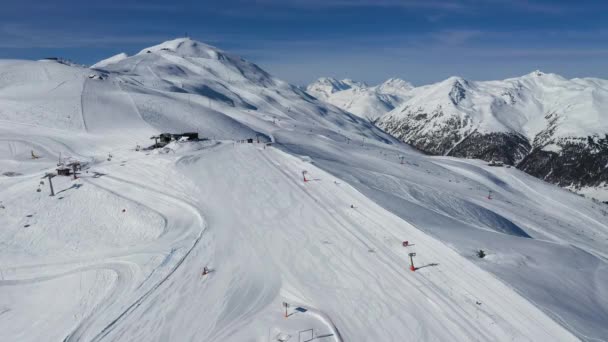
[350,204,354,209]
[202,266,209,276]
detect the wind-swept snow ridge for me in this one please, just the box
[91,53,128,69]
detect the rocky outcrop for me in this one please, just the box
[449,132,531,165]
[519,135,608,189]
[379,105,472,155]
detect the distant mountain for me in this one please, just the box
[305,77,367,100]
[308,71,608,195]
[306,77,413,121]
[377,71,608,193]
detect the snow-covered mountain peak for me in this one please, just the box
[511,70,568,88]
[136,37,222,59]
[381,77,413,87]
[306,76,415,119]
[441,75,469,86]
[375,78,414,95]
[341,78,367,89]
[306,77,358,100]
[531,69,544,77]
[92,37,281,90]
[442,77,472,105]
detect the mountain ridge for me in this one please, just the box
[308,71,608,198]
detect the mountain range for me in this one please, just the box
[306,77,413,121]
[307,72,608,200]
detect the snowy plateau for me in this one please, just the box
[307,73,608,202]
[1,38,607,342]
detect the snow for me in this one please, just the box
[310,71,608,146]
[576,183,608,203]
[380,70,608,141]
[306,77,413,121]
[542,143,562,153]
[1,38,607,341]
[91,53,128,69]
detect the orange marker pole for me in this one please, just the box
[408,252,416,272]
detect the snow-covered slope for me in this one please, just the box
[306,77,413,121]
[91,53,128,69]
[1,38,607,342]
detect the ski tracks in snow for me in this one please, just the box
[0,151,206,342]
[255,145,578,341]
[67,171,206,342]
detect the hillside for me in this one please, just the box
[1,38,607,341]
[308,72,608,200]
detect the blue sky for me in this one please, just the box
[1,0,607,85]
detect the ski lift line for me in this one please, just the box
[256,149,374,252]
[303,167,532,332]
[259,151,439,286]
[255,150,504,336]
[349,206,553,336]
